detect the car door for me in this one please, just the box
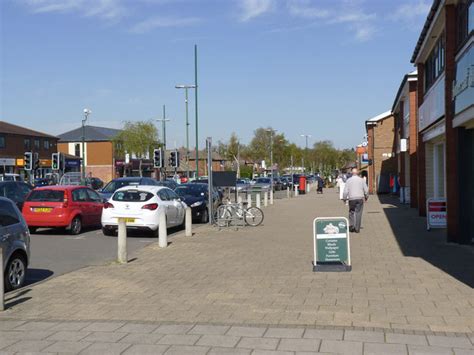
[72,188,92,226]
[167,189,184,226]
[157,189,172,226]
[86,189,103,226]
[0,200,26,270]
[163,189,179,225]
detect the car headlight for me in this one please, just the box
[191,201,204,207]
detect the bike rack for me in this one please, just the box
[215,202,246,230]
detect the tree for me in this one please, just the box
[113,121,160,159]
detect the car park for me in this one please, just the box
[0,181,33,210]
[101,185,186,236]
[0,197,30,291]
[22,186,104,235]
[99,177,158,200]
[175,183,221,223]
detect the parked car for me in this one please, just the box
[22,186,104,235]
[272,177,283,191]
[0,181,33,210]
[0,197,30,291]
[0,174,23,182]
[99,177,158,200]
[156,179,178,190]
[175,183,221,223]
[232,179,250,193]
[101,185,186,236]
[86,177,104,190]
[253,177,273,192]
[279,176,291,189]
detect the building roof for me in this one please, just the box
[0,121,58,139]
[58,125,122,142]
[411,0,442,63]
[392,70,418,112]
[366,110,392,124]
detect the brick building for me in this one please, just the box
[411,0,473,243]
[57,126,121,183]
[365,111,398,194]
[0,121,58,178]
[392,71,419,207]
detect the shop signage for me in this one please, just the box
[0,158,16,166]
[313,217,351,272]
[453,44,474,115]
[426,198,447,230]
[40,159,52,167]
[423,120,445,142]
[361,153,369,164]
[16,158,24,167]
[419,75,445,131]
[115,160,125,167]
[65,159,80,168]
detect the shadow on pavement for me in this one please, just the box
[24,268,54,287]
[378,195,474,288]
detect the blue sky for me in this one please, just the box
[1,0,431,149]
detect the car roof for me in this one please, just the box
[111,177,144,182]
[33,185,87,191]
[114,185,167,193]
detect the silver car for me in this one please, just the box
[0,197,30,291]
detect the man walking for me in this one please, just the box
[343,168,368,233]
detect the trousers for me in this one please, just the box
[348,199,364,232]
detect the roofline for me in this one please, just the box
[0,121,58,139]
[392,72,418,112]
[411,0,443,63]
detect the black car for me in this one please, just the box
[99,177,158,200]
[174,183,221,223]
[272,177,283,191]
[0,181,33,210]
[157,179,178,190]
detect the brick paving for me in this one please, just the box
[0,188,473,353]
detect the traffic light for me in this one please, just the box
[153,148,164,168]
[169,150,180,168]
[33,152,40,171]
[24,152,33,171]
[52,153,59,170]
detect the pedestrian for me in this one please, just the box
[337,173,347,202]
[316,174,324,194]
[343,168,368,233]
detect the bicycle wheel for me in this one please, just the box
[215,205,232,227]
[244,207,264,227]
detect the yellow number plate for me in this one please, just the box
[33,208,52,213]
[118,218,135,223]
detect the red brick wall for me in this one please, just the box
[409,81,419,209]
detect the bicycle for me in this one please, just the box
[214,202,264,227]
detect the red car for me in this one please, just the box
[22,186,104,235]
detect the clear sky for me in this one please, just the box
[1,0,430,150]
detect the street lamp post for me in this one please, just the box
[82,108,91,182]
[266,129,276,190]
[194,44,199,179]
[175,85,196,178]
[156,105,170,180]
[300,134,311,173]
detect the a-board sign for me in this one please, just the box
[313,217,351,272]
[426,198,447,230]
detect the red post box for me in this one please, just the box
[299,175,307,195]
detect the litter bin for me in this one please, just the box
[298,175,307,195]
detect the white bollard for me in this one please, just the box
[256,193,261,208]
[270,190,274,205]
[307,183,311,193]
[247,194,252,207]
[295,185,299,196]
[159,210,168,248]
[287,186,290,199]
[185,207,192,237]
[237,195,242,204]
[264,191,268,207]
[117,218,127,264]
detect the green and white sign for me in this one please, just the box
[313,217,351,271]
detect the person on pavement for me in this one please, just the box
[343,168,368,233]
[316,174,324,194]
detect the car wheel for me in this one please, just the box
[70,216,82,235]
[28,227,37,234]
[5,253,27,291]
[200,208,209,223]
[102,227,116,236]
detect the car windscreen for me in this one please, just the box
[112,190,154,202]
[102,180,139,193]
[27,189,64,202]
[175,185,206,197]
[236,180,246,184]
[256,178,271,183]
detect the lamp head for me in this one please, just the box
[83,108,91,115]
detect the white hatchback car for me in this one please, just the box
[101,185,187,236]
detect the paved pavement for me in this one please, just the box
[1,187,473,354]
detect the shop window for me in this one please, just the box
[457,0,473,49]
[24,138,30,150]
[75,143,81,157]
[0,136,5,149]
[43,140,50,150]
[34,139,40,150]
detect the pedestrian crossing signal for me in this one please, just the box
[153,148,164,169]
[24,152,33,171]
[52,153,60,170]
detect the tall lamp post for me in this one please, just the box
[194,44,199,179]
[175,84,196,178]
[156,105,170,180]
[82,108,91,182]
[300,134,311,173]
[266,129,276,190]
